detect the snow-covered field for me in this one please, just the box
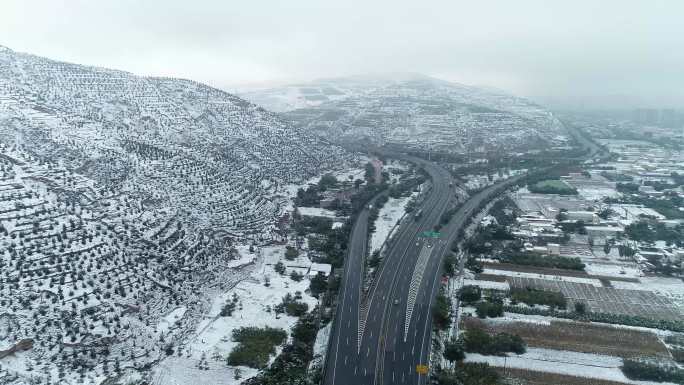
[465,347,678,385]
[157,307,189,336]
[585,261,643,279]
[491,312,553,326]
[151,244,319,385]
[227,245,259,268]
[462,278,510,291]
[491,312,675,338]
[612,276,684,312]
[369,194,414,254]
[151,356,249,385]
[612,276,684,296]
[482,268,604,286]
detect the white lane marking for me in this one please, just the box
[404,243,433,341]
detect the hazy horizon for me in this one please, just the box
[2,0,683,109]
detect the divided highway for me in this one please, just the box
[325,194,380,385]
[324,156,525,385]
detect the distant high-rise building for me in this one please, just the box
[660,109,677,127]
[633,108,683,128]
[633,108,659,126]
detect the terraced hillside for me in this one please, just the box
[0,46,350,234]
[0,46,351,383]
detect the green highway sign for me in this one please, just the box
[420,231,441,238]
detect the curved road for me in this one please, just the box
[324,155,525,385]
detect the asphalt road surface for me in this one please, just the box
[324,157,525,385]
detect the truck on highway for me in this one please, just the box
[414,208,423,220]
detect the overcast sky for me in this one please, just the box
[2,0,683,108]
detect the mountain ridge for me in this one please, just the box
[241,74,566,153]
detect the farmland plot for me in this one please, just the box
[508,277,683,322]
[464,317,670,358]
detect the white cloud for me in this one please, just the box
[1,0,682,107]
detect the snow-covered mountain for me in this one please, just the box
[0,46,350,233]
[240,75,567,153]
[0,46,351,383]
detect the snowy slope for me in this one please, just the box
[0,46,352,234]
[0,45,352,384]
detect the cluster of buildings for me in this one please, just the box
[509,151,684,271]
[633,108,684,129]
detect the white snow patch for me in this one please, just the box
[612,276,684,312]
[369,194,414,254]
[152,244,319,385]
[156,307,187,335]
[463,278,510,291]
[612,276,684,296]
[585,262,642,279]
[310,322,332,370]
[298,206,339,218]
[483,268,603,286]
[494,312,553,326]
[152,356,256,385]
[229,245,259,268]
[495,312,676,337]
